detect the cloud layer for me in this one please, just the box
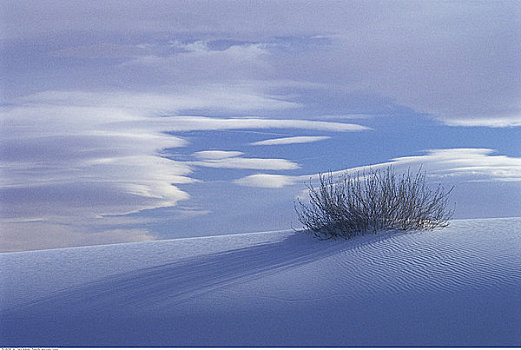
[4,1,518,126]
[2,89,365,217]
[192,151,299,170]
[235,149,521,188]
[1,89,367,250]
[251,136,331,146]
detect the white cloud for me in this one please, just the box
[1,101,194,221]
[193,151,244,160]
[19,86,300,114]
[251,136,331,146]
[388,149,521,181]
[157,116,369,132]
[441,115,521,128]
[314,114,372,120]
[190,150,299,170]
[235,148,521,188]
[234,174,299,188]
[192,150,299,170]
[193,158,299,170]
[1,90,364,227]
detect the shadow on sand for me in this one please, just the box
[5,230,398,314]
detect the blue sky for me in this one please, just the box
[1,0,520,251]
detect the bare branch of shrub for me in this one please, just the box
[295,166,454,239]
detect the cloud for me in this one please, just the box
[192,150,299,170]
[18,86,300,113]
[1,89,366,250]
[234,174,299,188]
[325,3,520,127]
[1,89,365,191]
[388,149,521,181]
[235,148,521,188]
[1,101,194,221]
[157,116,369,132]
[50,43,149,59]
[8,2,516,126]
[121,40,271,82]
[193,158,299,171]
[251,136,330,146]
[193,151,244,160]
[0,1,384,40]
[314,114,372,120]
[441,115,521,128]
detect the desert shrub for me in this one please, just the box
[295,166,454,239]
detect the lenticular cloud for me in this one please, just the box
[235,148,521,188]
[251,136,331,146]
[1,90,367,222]
[1,102,192,221]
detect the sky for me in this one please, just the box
[1,0,520,252]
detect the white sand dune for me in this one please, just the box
[1,217,520,346]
